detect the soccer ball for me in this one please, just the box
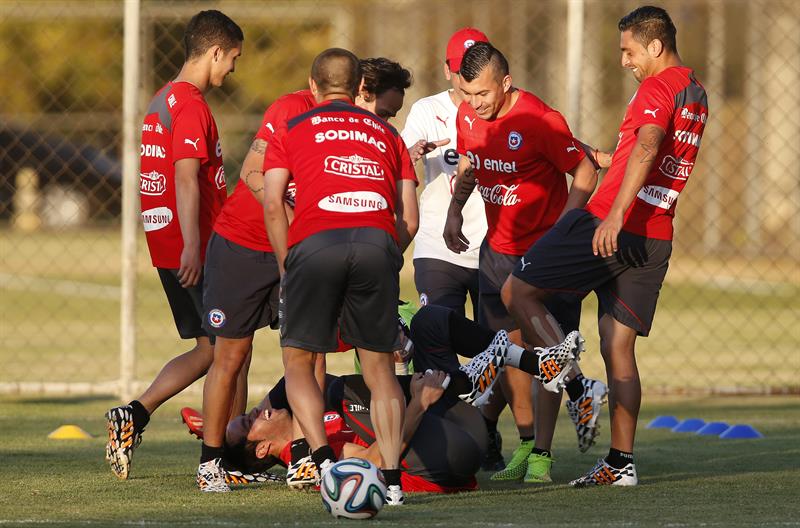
[320,458,387,519]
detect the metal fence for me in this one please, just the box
[0,0,798,398]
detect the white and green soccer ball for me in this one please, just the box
[320,458,387,519]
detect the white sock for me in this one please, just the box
[506,343,526,369]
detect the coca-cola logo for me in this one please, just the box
[477,183,521,206]
[214,166,226,190]
[658,155,693,181]
[140,170,166,196]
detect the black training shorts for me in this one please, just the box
[413,258,479,318]
[513,208,672,336]
[477,239,519,332]
[280,227,403,353]
[202,232,281,338]
[156,268,211,341]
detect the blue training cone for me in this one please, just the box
[647,415,679,429]
[719,424,764,439]
[672,418,705,433]
[696,421,729,436]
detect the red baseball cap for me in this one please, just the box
[446,27,489,73]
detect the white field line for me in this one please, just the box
[0,272,120,300]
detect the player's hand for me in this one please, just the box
[410,370,446,410]
[177,243,201,288]
[596,150,613,169]
[408,138,450,164]
[443,211,469,253]
[592,213,623,257]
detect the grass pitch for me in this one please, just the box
[0,394,798,526]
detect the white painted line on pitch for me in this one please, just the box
[0,272,120,300]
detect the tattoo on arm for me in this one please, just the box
[244,169,264,193]
[453,168,477,206]
[249,139,267,155]
[638,127,665,164]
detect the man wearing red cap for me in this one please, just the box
[402,27,504,470]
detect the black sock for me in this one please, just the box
[311,445,336,469]
[448,311,496,358]
[565,376,585,401]
[518,349,539,376]
[290,438,310,464]
[605,448,634,469]
[382,468,401,487]
[448,371,474,396]
[483,415,498,433]
[201,443,225,464]
[520,435,534,442]
[531,447,551,457]
[128,400,150,432]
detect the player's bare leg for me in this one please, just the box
[286,352,328,490]
[282,347,328,451]
[598,314,639,453]
[503,329,535,439]
[359,348,405,505]
[479,385,507,470]
[230,346,252,417]
[137,337,213,414]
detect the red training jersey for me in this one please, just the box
[213,90,316,251]
[456,90,584,256]
[139,81,226,268]
[585,67,708,240]
[263,99,417,247]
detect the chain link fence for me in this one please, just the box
[1,0,797,397]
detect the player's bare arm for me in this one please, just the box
[263,167,291,274]
[559,156,599,219]
[576,139,613,169]
[341,371,446,466]
[592,123,666,257]
[395,178,420,253]
[443,155,476,253]
[174,158,202,287]
[240,138,267,203]
[408,138,451,164]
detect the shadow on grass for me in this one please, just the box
[19,395,116,405]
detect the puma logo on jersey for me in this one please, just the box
[519,256,532,272]
[435,115,448,126]
[464,115,476,130]
[566,143,579,153]
[184,138,200,150]
[644,108,659,118]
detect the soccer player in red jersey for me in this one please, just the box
[199,58,413,493]
[444,42,604,483]
[104,10,243,482]
[504,6,708,486]
[263,48,418,506]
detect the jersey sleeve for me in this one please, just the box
[262,123,290,172]
[455,104,467,155]
[400,101,428,148]
[172,101,211,163]
[537,111,586,174]
[397,139,419,184]
[629,77,675,133]
[254,94,311,143]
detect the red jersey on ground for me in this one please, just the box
[213,90,316,251]
[263,99,417,247]
[140,81,226,268]
[277,411,476,493]
[456,90,584,256]
[585,67,708,240]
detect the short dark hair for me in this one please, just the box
[459,42,509,83]
[360,58,412,96]
[311,48,362,99]
[618,6,677,53]
[224,441,281,474]
[184,10,243,61]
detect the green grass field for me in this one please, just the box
[0,393,798,526]
[1,227,798,392]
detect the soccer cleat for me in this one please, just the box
[105,405,143,480]
[566,378,609,452]
[490,439,534,481]
[385,484,404,506]
[524,452,553,483]
[180,407,204,440]
[197,458,230,492]
[535,331,585,393]
[225,468,282,486]
[570,458,638,487]
[458,330,509,406]
[286,455,317,490]
[481,429,505,471]
[314,458,335,487]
